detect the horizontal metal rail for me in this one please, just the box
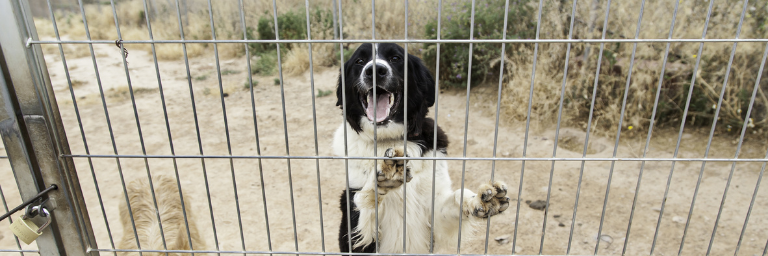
[61,154,768,162]
[88,248,588,256]
[28,38,768,45]
[0,249,41,253]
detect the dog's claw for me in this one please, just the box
[384,148,395,158]
[468,181,510,218]
[481,189,494,202]
[499,197,511,212]
[495,184,508,198]
[475,207,486,218]
[376,147,410,194]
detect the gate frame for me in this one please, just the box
[0,0,98,255]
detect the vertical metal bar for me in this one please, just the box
[430,0,443,253]
[764,239,768,256]
[302,0,326,251]
[370,0,380,253]
[590,0,616,254]
[703,2,750,254]
[566,1,613,253]
[171,0,221,254]
[204,2,247,253]
[734,43,768,256]
[371,2,383,253]
[0,184,25,255]
[236,1,272,255]
[14,0,34,38]
[269,0,300,253]
[107,1,171,254]
[512,0,544,253]
[50,0,118,254]
[331,0,338,40]
[643,0,685,253]
[598,0,646,253]
[138,0,195,253]
[483,0,510,253]
[539,0,579,253]
[402,0,409,252]
[336,0,354,251]
[456,0,476,253]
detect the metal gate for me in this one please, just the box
[2,0,768,255]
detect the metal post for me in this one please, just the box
[331,0,339,40]
[0,0,97,255]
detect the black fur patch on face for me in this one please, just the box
[336,43,436,138]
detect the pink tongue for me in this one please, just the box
[366,92,391,122]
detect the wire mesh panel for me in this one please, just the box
[2,0,768,255]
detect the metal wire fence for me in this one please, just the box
[1,0,768,255]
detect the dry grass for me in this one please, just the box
[500,0,768,136]
[34,0,768,135]
[277,0,438,75]
[36,0,222,60]
[282,44,310,76]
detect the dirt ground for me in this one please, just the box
[1,41,768,256]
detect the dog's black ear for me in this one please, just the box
[335,60,352,108]
[408,54,436,107]
[405,54,436,137]
[335,70,343,108]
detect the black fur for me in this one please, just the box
[408,117,449,155]
[335,43,436,139]
[339,189,376,254]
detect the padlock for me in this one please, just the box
[9,206,51,244]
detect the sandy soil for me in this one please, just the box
[1,42,768,256]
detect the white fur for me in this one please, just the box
[333,118,483,254]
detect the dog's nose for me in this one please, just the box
[364,63,388,80]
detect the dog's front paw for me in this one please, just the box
[376,148,412,194]
[466,181,510,218]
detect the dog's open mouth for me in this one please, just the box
[360,87,399,124]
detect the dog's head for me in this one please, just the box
[336,43,435,138]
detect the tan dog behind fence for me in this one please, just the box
[119,175,206,256]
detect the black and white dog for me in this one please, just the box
[334,43,510,254]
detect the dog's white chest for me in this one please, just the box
[332,122,442,253]
[376,181,434,253]
[332,123,423,188]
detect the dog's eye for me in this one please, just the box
[390,56,401,62]
[355,58,364,65]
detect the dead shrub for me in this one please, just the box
[501,0,768,136]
